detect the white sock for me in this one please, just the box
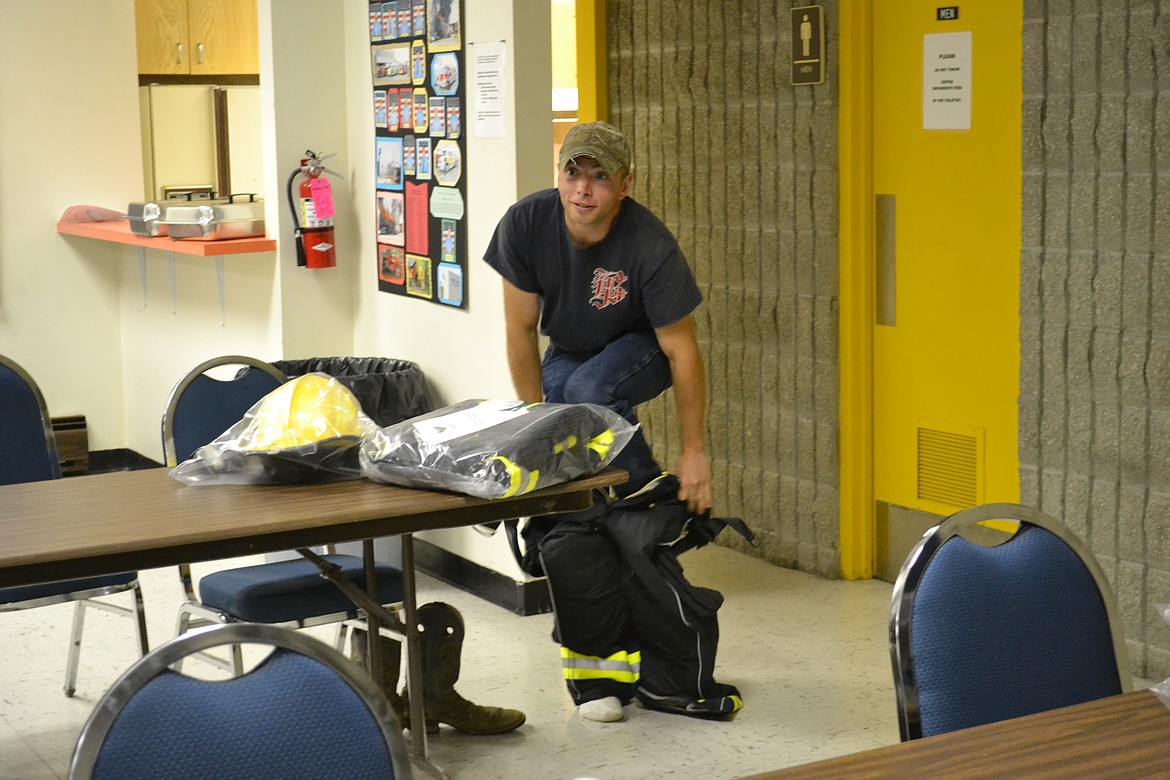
[578,696,624,722]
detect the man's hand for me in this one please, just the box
[655,316,713,515]
[676,449,713,515]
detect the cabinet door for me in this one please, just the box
[188,0,259,76]
[135,0,190,74]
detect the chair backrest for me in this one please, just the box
[889,502,1130,741]
[69,622,413,780]
[162,355,285,466]
[0,355,61,485]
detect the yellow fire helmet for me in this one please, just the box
[240,373,366,451]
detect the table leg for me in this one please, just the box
[296,543,449,780]
[362,539,383,698]
[401,534,449,780]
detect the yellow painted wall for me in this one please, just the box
[551,0,576,90]
[573,0,604,122]
[551,0,578,164]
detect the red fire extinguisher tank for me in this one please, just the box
[287,150,339,269]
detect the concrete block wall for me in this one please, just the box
[606,0,842,578]
[1020,1,1170,680]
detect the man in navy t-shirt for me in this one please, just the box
[484,121,712,514]
[484,123,739,725]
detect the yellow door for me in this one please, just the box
[871,1,1022,576]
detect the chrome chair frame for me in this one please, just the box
[0,354,148,696]
[68,622,413,780]
[161,355,404,674]
[889,502,1131,741]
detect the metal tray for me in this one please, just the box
[127,202,167,237]
[165,195,265,241]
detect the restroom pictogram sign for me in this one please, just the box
[791,5,825,86]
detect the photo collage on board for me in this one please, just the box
[370,0,466,308]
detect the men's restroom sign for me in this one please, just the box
[791,6,824,86]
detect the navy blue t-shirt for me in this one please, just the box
[483,189,702,353]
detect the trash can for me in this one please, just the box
[271,356,435,427]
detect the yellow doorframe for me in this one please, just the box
[837,2,875,580]
[574,0,606,123]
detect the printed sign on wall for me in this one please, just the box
[370,0,467,308]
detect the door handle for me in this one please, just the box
[876,194,896,326]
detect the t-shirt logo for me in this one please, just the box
[589,268,628,310]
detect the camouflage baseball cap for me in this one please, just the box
[558,122,631,177]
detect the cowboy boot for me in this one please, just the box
[349,627,408,727]
[411,601,526,735]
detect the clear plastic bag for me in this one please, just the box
[170,373,380,485]
[359,399,635,499]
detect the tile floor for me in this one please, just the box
[0,544,903,779]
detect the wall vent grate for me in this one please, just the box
[916,425,980,509]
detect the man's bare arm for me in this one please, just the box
[654,316,712,514]
[502,281,544,403]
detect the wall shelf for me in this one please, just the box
[57,219,277,325]
[56,219,276,256]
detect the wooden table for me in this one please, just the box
[742,690,1170,779]
[0,467,624,779]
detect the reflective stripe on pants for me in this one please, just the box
[561,647,641,683]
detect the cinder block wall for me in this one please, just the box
[602,0,1170,678]
[1020,2,1170,680]
[607,1,842,578]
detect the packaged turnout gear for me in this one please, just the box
[169,373,378,485]
[359,399,635,499]
[537,477,753,720]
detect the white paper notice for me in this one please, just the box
[923,31,972,130]
[413,399,527,445]
[472,41,506,138]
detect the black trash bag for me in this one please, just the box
[272,357,435,427]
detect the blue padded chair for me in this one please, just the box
[68,622,413,780]
[161,355,404,674]
[889,502,1131,740]
[0,354,148,696]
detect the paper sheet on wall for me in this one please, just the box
[923,31,972,130]
[405,181,429,256]
[472,41,506,138]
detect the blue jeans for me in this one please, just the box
[541,331,670,495]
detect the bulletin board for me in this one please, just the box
[369,0,467,309]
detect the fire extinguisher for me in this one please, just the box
[286,150,342,268]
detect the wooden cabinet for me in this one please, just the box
[135,0,258,76]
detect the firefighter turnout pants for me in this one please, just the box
[538,499,742,714]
